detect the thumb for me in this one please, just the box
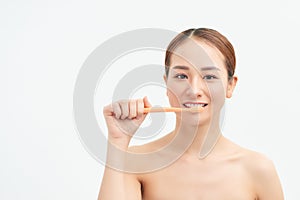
[143,96,152,108]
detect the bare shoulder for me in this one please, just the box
[235,146,278,181]
[220,138,277,171]
[228,140,284,199]
[224,139,278,179]
[220,138,284,199]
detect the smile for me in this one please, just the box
[183,103,208,108]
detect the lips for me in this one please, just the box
[183,102,208,108]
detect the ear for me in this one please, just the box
[163,74,167,83]
[226,76,238,98]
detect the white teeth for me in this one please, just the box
[184,103,206,108]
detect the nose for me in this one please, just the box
[187,76,206,97]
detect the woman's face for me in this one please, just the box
[165,38,237,126]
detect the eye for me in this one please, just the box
[203,74,218,80]
[174,74,188,79]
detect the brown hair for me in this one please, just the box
[165,28,236,80]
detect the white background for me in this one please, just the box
[1,0,300,199]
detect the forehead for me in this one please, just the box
[169,38,226,72]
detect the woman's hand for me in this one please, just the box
[103,97,151,149]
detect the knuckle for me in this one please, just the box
[128,113,136,119]
[120,115,127,120]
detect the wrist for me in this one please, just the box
[107,137,130,151]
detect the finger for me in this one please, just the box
[136,98,144,119]
[112,102,121,119]
[128,99,137,119]
[143,96,152,108]
[119,100,129,120]
[103,104,114,116]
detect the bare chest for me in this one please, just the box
[140,158,256,200]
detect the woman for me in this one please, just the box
[98,28,284,200]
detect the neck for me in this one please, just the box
[172,115,222,159]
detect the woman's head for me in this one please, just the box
[163,28,238,125]
[165,28,236,81]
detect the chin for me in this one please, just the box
[178,113,211,127]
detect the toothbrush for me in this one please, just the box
[144,107,204,113]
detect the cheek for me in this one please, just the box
[166,87,181,106]
[208,82,226,109]
[166,82,187,105]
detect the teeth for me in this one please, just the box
[184,103,206,108]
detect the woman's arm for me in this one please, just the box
[98,97,151,200]
[98,147,142,200]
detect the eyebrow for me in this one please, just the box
[172,65,221,71]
